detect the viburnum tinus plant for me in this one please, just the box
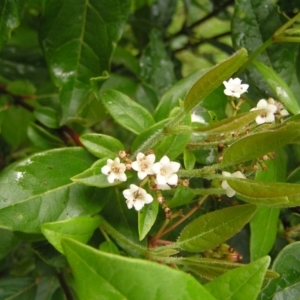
[1,0,300,299]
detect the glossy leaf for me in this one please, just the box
[139,29,176,98]
[40,0,130,124]
[34,107,60,129]
[1,105,33,146]
[27,123,63,149]
[229,178,300,207]
[222,122,300,165]
[0,228,20,260]
[232,0,300,98]
[250,149,286,261]
[183,48,248,113]
[258,242,300,300]
[71,158,124,188]
[0,148,104,233]
[154,69,207,121]
[100,190,144,255]
[62,238,216,300]
[193,110,264,134]
[42,216,102,254]
[80,133,124,159]
[0,0,24,51]
[101,89,155,134]
[176,204,257,252]
[254,61,300,115]
[205,256,270,300]
[138,199,159,241]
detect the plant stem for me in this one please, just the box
[132,109,186,158]
[156,195,209,239]
[178,164,222,178]
[151,219,170,241]
[57,272,74,300]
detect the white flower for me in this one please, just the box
[250,99,277,124]
[276,102,289,117]
[223,78,249,98]
[152,156,180,187]
[221,171,246,197]
[267,98,289,117]
[101,157,127,183]
[131,152,155,180]
[122,184,153,211]
[191,112,205,124]
[155,180,171,191]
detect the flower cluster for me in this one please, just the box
[101,152,180,211]
[250,98,289,125]
[223,78,289,124]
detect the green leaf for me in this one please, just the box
[0,277,36,299]
[113,46,140,76]
[174,257,278,282]
[101,89,155,134]
[258,242,300,300]
[2,105,33,146]
[184,149,196,170]
[0,148,104,233]
[34,107,60,129]
[6,80,36,96]
[232,0,300,99]
[154,131,190,160]
[99,240,120,255]
[27,123,63,150]
[254,61,300,115]
[250,206,280,261]
[32,241,67,269]
[62,238,216,300]
[154,68,207,121]
[229,179,300,207]
[183,48,248,113]
[193,110,264,134]
[100,189,146,257]
[250,149,286,261]
[131,119,169,154]
[42,216,102,254]
[0,228,20,260]
[80,133,124,159]
[139,29,176,98]
[167,185,195,208]
[176,204,257,252]
[205,256,270,300]
[71,158,124,188]
[0,0,24,51]
[138,200,159,241]
[39,0,131,124]
[222,122,300,165]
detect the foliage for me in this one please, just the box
[0,0,300,298]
